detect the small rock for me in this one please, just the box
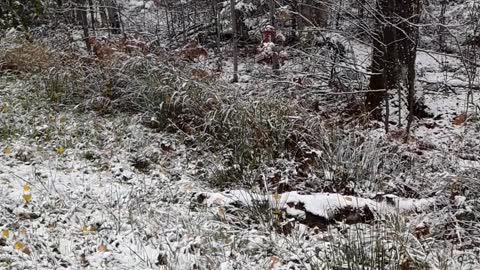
[79,253,89,267]
[156,252,168,266]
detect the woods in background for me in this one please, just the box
[1,0,478,134]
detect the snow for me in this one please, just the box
[1,0,480,268]
[202,190,436,219]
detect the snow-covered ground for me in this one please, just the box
[1,0,480,268]
[1,45,480,268]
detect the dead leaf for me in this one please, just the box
[56,146,65,155]
[218,207,226,221]
[269,256,281,269]
[453,113,466,126]
[98,244,108,253]
[22,246,31,255]
[47,223,56,230]
[415,224,430,239]
[19,227,28,236]
[14,242,25,251]
[22,193,32,203]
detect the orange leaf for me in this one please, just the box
[453,113,466,126]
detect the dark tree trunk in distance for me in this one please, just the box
[230,0,238,82]
[365,0,422,123]
[105,0,121,34]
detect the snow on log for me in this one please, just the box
[195,190,435,227]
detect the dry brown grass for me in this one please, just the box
[0,42,55,74]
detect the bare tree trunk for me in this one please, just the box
[365,0,421,127]
[365,28,386,117]
[438,0,447,52]
[105,0,121,34]
[269,0,276,27]
[234,9,249,42]
[75,1,83,25]
[179,1,187,43]
[366,0,393,117]
[230,0,238,82]
[403,0,422,140]
[169,2,177,39]
[211,0,223,71]
[76,0,90,51]
[87,0,95,33]
[98,0,108,27]
[291,0,299,31]
[164,1,172,38]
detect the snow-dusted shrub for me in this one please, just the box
[310,129,404,194]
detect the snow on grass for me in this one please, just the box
[2,17,480,268]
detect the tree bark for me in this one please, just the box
[230,0,238,82]
[76,0,90,51]
[269,0,276,27]
[105,0,121,34]
[98,0,108,27]
[365,35,386,117]
[365,0,391,117]
[87,0,95,32]
[365,0,422,122]
[439,0,447,52]
[179,1,187,43]
[211,0,223,71]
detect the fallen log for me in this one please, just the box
[195,190,436,229]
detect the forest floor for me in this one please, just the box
[1,25,480,270]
